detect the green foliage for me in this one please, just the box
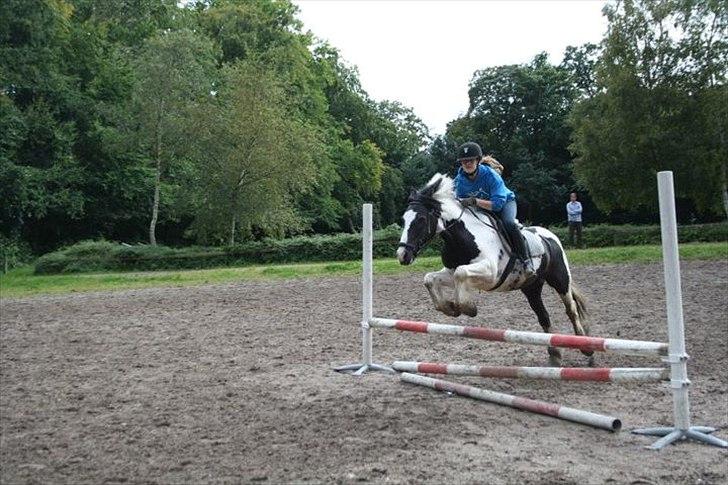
[3,0,724,260]
[32,222,728,275]
[570,0,728,217]
[189,59,320,244]
[441,53,581,224]
[127,28,219,244]
[0,234,32,273]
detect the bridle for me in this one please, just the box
[398,200,467,257]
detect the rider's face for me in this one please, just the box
[460,157,478,175]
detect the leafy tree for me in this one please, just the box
[190,61,319,244]
[329,138,384,232]
[561,43,601,99]
[570,0,727,218]
[443,53,580,223]
[0,0,89,250]
[128,29,218,245]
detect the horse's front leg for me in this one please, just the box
[424,268,459,317]
[452,260,498,318]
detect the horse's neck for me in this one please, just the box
[440,210,504,265]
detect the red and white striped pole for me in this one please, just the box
[401,373,621,432]
[371,318,668,357]
[393,361,669,383]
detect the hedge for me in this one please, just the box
[33,222,728,275]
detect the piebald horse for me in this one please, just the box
[396,173,592,366]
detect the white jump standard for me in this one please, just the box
[335,172,727,449]
[629,172,727,449]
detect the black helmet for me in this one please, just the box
[456,142,483,161]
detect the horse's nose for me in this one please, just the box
[396,247,413,265]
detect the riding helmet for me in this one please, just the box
[456,142,483,161]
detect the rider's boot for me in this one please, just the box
[509,228,535,276]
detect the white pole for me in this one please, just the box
[361,203,373,367]
[334,203,392,374]
[657,171,691,430]
[632,172,726,448]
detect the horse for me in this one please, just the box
[395,173,592,367]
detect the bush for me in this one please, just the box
[32,222,728,275]
[1,235,34,273]
[549,222,727,248]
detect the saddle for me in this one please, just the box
[475,209,546,262]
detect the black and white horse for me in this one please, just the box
[396,173,592,366]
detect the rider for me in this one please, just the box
[454,141,534,275]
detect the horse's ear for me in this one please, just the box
[424,177,442,196]
[408,187,417,202]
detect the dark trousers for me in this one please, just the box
[501,200,528,260]
[568,221,583,246]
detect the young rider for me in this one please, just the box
[454,142,534,275]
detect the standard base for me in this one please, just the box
[632,426,728,450]
[334,363,395,375]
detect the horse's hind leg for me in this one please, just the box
[556,287,594,366]
[521,280,562,367]
[543,245,594,365]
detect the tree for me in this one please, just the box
[0,0,88,250]
[444,53,580,223]
[190,61,319,244]
[561,43,601,99]
[570,0,728,218]
[129,29,217,245]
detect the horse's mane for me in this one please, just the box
[420,173,462,221]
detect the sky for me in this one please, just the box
[293,0,609,136]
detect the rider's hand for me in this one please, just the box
[460,197,478,207]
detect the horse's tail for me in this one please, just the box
[571,283,589,334]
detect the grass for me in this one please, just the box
[1,241,726,299]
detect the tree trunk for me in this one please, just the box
[229,188,239,246]
[149,158,161,246]
[722,163,728,220]
[149,115,162,246]
[230,215,236,246]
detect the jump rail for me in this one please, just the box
[372,318,668,357]
[335,172,727,450]
[393,361,669,382]
[401,373,621,432]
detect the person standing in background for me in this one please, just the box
[566,192,583,247]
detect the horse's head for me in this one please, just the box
[396,175,450,265]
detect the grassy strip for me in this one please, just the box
[1,242,725,299]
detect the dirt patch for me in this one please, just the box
[1,261,727,484]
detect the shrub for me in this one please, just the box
[32,222,728,275]
[1,235,34,273]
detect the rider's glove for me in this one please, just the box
[460,197,478,207]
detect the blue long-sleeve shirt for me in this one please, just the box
[454,165,515,212]
[566,201,582,222]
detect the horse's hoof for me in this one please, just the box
[548,355,562,367]
[586,355,596,367]
[438,302,460,317]
[461,305,478,318]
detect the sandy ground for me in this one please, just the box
[1,260,727,484]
